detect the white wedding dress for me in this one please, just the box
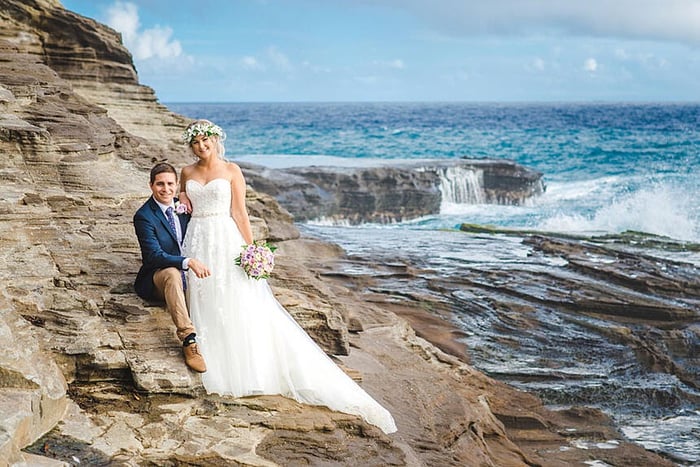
[182,178,397,434]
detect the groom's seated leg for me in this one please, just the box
[152,268,206,372]
[153,267,194,340]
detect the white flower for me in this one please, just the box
[182,122,225,144]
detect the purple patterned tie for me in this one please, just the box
[165,207,179,241]
[165,207,186,290]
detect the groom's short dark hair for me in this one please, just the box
[150,162,177,184]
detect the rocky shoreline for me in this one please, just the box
[0,1,683,465]
[300,222,699,465]
[240,158,544,224]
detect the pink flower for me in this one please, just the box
[174,201,189,215]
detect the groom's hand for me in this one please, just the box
[188,258,211,278]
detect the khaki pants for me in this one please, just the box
[152,267,195,342]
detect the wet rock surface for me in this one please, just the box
[305,223,699,464]
[457,226,700,392]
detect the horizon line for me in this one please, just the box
[163,99,700,105]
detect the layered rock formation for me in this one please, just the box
[241,159,544,224]
[0,0,675,466]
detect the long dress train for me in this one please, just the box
[182,178,397,434]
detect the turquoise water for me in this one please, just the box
[169,102,700,241]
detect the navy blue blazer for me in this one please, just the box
[133,196,189,300]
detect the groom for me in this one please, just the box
[133,162,210,373]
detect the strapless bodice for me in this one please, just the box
[186,178,230,217]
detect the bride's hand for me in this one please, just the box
[178,191,192,213]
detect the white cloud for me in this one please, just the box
[356,0,700,45]
[105,1,182,60]
[133,26,181,60]
[241,56,264,71]
[105,1,139,41]
[238,47,292,73]
[615,48,670,69]
[584,57,598,72]
[266,46,292,71]
[531,57,545,71]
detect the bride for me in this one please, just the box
[178,119,397,434]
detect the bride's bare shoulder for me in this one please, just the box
[224,161,243,177]
[180,163,198,178]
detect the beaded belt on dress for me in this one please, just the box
[191,211,228,218]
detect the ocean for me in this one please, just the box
[168,102,700,463]
[169,102,700,241]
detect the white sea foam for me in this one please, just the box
[541,176,623,203]
[539,185,699,241]
[619,411,700,463]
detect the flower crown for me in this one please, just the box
[182,122,225,144]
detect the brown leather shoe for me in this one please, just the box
[183,343,207,373]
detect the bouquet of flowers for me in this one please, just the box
[236,241,277,280]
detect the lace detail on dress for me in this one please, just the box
[186,178,230,218]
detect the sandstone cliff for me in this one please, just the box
[0,1,673,466]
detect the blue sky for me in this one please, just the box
[61,0,700,103]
